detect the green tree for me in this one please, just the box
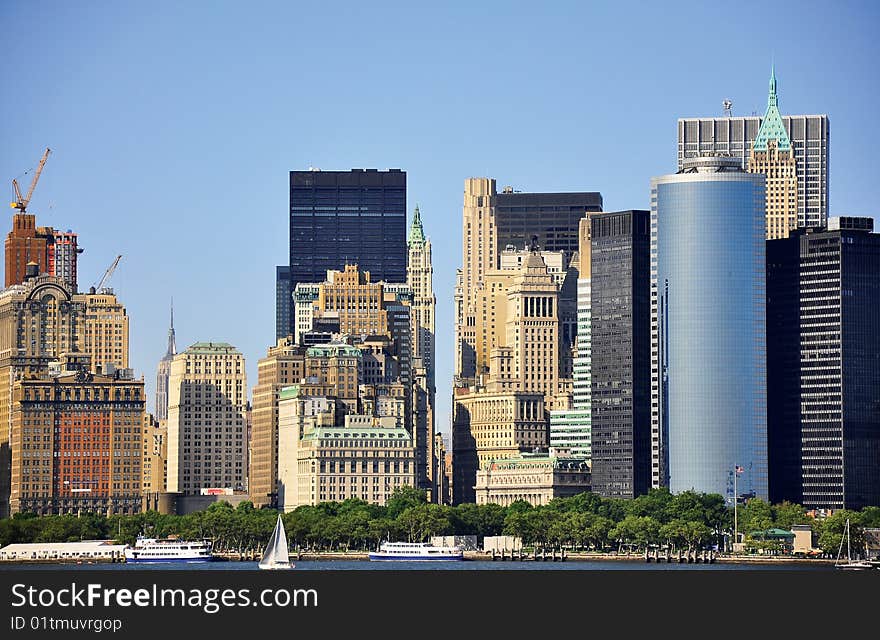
[772,501,810,530]
[385,487,426,519]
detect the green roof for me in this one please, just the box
[306,343,362,358]
[753,65,792,152]
[408,205,426,247]
[279,385,301,401]
[749,528,795,539]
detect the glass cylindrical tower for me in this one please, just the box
[651,155,768,500]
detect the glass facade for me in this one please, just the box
[590,210,651,499]
[284,169,407,337]
[651,159,768,500]
[494,191,602,265]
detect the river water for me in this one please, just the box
[6,559,832,571]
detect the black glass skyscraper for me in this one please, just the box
[767,217,880,510]
[494,189,602,265]
[590,210,651,499]
[276,169,407,339]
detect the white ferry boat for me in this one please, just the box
[124,537,214,564]
[368,542,464,562]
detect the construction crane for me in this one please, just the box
[94,255,122,292]
[10,148,51,214]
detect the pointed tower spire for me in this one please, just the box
[408,205,426,247]
[753,63,791,152]
[768,62,778,108]
[165,298,177,358]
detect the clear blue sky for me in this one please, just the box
[2,0,878,439]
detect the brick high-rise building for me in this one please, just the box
[4,214,52,288]
[47,230,81,291]
[9,362,145,516]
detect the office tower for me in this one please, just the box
[768,217,880,510]
[678,76,828,230]
[155,302,176,423]
[47,230,81,291]
[747,68,798,239]
[275,266,291,341]
[4,215,52,287]
[651,156,768,500]
[281,169,407,337]
[142,413,167,496]
[455,178,601,381]
[590,210,651,499]
[249,337,306,508]
[166,343,247,495]
[550,216,593,459]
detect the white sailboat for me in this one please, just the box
[259,514,293,570]
[835,518,871,570]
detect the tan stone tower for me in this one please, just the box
[747,66,798,240]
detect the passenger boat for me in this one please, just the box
[124,537,214,563]
[368,541,464,561]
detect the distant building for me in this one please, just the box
[142,413,166,496]
[767,217,880,510]
[474,451,590,507]
[166,342,247,495]
[652,157,768,500]
[155,302,176,423]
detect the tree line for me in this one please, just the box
[2,488,878,555]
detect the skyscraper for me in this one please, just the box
[155,302,177,423]
[590,210,651,499]
[767,217,880,510]
[279,169,407,338]
[407,206,436,498]
[166,343,248,495]
[748,67,798,240]
[454,178,601,381]
[678,79,828,230]
[651,156,768,500]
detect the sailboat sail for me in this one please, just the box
[259,515,291,569]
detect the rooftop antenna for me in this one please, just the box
[722,99,733,117]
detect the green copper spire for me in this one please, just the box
[408,205,426,247]
[753,64,791,152]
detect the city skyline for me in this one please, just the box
[1,2,878,442]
